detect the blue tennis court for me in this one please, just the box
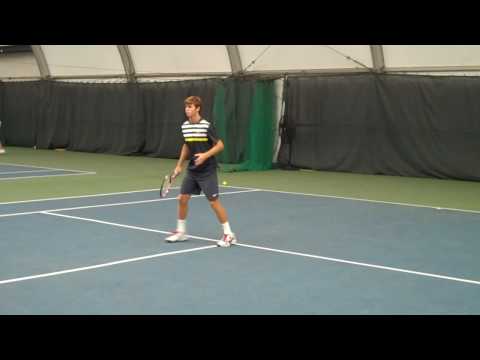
[1,185,479,314]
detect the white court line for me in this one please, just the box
[0,172,96,181]
[237,243,480,286]
[222,185,480,215]
[0,169,71,175]
[0,189,261,218]
[2,179,478,214]
[0,185,242,205]
[0,187,175,205]
[0,161,92,173]
[17,211,479,287]
[0,245,217,285]
[42,211,195,236]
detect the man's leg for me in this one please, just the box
[165,194,191,242]
[209,198,228,224]
[201,172,237,247]
[209,198,236,247]
[178,194,190,221]
[165,172,199,242]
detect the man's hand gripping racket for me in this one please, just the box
[160,167,181,198]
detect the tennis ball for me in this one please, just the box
[222,181,228,186]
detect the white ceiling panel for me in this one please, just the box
[0,53,40,78]
[42,45,125,76]
[384,45,480,68]
[136,76,226,82]
[56,78,128,83]
[4,45,480,79]
[238,45,373,72]
[129,45,231,74]
[393,71,480,77]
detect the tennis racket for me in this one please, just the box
[159,173,176,198]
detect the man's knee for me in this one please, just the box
[178,194,191,205]
[208,196,220,205]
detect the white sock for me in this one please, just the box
[222,222,233,235]
[177,219,186,233]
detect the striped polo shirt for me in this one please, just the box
[181,118,219,173]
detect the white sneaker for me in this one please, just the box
[165,231,188,242]
[217,233,237,247]
[0,149,5,154]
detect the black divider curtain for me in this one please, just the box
[279,74,480,181]
[66,83,144,154]
[1,81,39,147]
[4,74,478,181]
[37,81,75,150]
[1,79,217,158]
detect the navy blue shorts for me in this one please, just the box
[180,170,219,200]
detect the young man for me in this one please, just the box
[165,96,237,247]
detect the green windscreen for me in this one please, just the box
[213,78,276,172]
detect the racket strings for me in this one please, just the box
[160,174,174,197]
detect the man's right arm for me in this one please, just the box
[174,144,190,177]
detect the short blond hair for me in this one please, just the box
[184,96,202,110]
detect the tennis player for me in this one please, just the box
[165,96,237,247]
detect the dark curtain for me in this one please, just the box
[279,74,480,181]
[1,81,40,147]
